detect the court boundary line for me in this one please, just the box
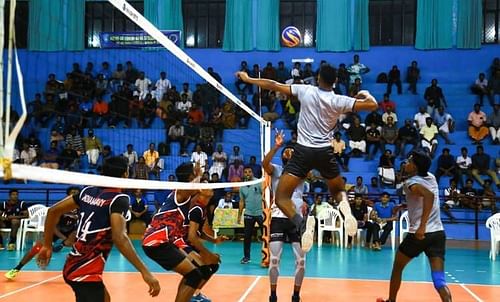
[0,274,62,299]
[237,276,261,302]
[459,283,484,302]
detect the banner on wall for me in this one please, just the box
[99,30,181,48]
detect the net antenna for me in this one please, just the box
[0,0,28,180]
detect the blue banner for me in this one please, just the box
[99,30,181,48]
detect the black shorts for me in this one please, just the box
[143,242,187,271]
[399,231,446,260]
[65,279,105,302]
[270,217,300,243]
[284,144,340,179]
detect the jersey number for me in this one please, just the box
[76,211,95,242]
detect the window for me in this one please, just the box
[280,0,316,47]
[85,0,144,48]
[483,0,500,43]
[369,0,416,46]
[183,0,225,48]
[4,0,29,49]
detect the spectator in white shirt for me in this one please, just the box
[381,105,398,125]
[471,73,492,106]
[176,94,192,115]
[155,71,171,101]
[20,142,37,165]
[434,106,454,145]
[414,106,431,129]
[134,71,152,100]
[456,147,472,187]
[181,82,193,102]
[123,144,138,169]
[217,192,235,209]
[191,144,208,173]
[209,144,227,178]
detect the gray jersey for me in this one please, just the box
[291,84,356,148]
[403,173,444,233]
[271,163,304,218]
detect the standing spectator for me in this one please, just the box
[58,143,79,171]
[443,179,460,221]
[83,129,102,168]
[420,117,439,158]
[209,144,227,179]
[238,167,264,264]
[413,106,431,130]
[434,148,457,184]
[134,156,150,180]
[331,132,349,172]
[0,189,28,250]
[354,176,369,195]
[406,60,420,94]
[123,144,138,177]
[347,54,370,84]
[398,119,419,159]
[424,79,447,112]
[456,147,472,188]
[471,145,500,188]
[143,143,160,180]
[487,103,500,144]
[368,177,382,197]
[379,94,397,113]
[471,73,492,106]
[387,65,402,95]
[154,71,171,101]
[434,106,454,145]
[347,117,366,157]
[467,103,489,144]
[191,144,208,173]
[40,141,60,169]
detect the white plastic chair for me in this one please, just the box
[355,206,373,247]
[486,213,500,261]
[399,211,409,244]
[0,227,22,250]
[317,207,344,248]
[19,205,48,250]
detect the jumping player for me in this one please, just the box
[377,151,452,302]
[237,65,378,251]
[262,129,307,302]
[36,156,160,302]
[142,162,217,302]
[4,186,80,280]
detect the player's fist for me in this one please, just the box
[236,71,250,82]
[36,246,53,270]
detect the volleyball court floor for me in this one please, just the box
[1,241,499,301]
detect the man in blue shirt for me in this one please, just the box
[372,192,399,250]
[129,189,152,228]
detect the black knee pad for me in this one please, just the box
[199,264,219,280]
[184,268,203,288]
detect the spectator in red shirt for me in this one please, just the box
[187,104,205,126]
[92,98,109,128]
[379,93,396,113]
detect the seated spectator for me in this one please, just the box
[235,61,251,94]
[187,104,204,126]
[434,148,457,184]
[378,149,396,186]
[235,94,251,129]
[0,190,28,250]
[218,191,236,209]
[372,192,398,249]
[460,178,479,209]
[183,118,200,156]
[480,179,497,213]
[406,60,420,94]
[134,72,152,100]
[228,159,244,182]
[347,194,378,249]
[471,72,493,106]
[191,144,208,173]
[181,82,193,102]
[368,177,382,197]
[168,121,187,155]
[247,156,262,179]
[49,130,64,147]
[471,145,500,188]
[443,178,460,221]
[92,98,109,128]
[386,65,402,95]
[487,103,500,144]
[467,103,489,144]
[380,116,398,153]
[398,119,419,159]
[354,176,369,195]
[420,117,439,158]
[40,141,60,169]
[365,122,381,161]
[414,106,430,130]
[424,79,447,114]
[129,189,152,229]
[199,125,215,155]
[337,63,350,95]
[175,93,192,118]
[456,147,472,188]
[382,106,398,126]
[58,143,79,171]
[128,92,145,128]
[262,92,281,122]
[365,109,383,132]
[347,117,366,157]
[83,129,102,168]
[142,93,157,128]
[134,156,150,180]
[209,144,227,179]
[229,146,244,165]
[20,142,37,166]
[222,101,236,129]
[379,93,397,113]
[143,143,161,180]
[434,106,454,145]
[123,144,138,177]
[331,132,349,172]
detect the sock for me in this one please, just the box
[291,214,303,229]
[293,289,300,297]
[14,263,24,270]
[270,289,276,298]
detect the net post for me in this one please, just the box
[260,121,272,267]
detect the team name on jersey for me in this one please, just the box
[81,194,107,207]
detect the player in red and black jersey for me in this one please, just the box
[4,186,80,281]
[142,162,217,302]
[37,156,160,302]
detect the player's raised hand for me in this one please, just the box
[354,90,371,99]
[236,71,250,82]
[193,161,202,178]
[36,246,52,270]
[142,272,161,297]
[274,129,285,147]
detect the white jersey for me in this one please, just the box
[403,173,444,233]
[270,164,305,218]
[291,84,356,148]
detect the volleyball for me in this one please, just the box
[281,26,301,47]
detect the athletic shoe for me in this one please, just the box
[7,243,15,251]
[53,242,64,253]
[339,200,358,236]
[240,257,251,264]
[191,293,211,302]
[269,295,277,302]
[4,269,19,280]
[300,215,316,253]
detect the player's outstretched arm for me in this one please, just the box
[262,129,285,175]
[236,71,292,96]
[110,213,161,297]
[37,196,79,269]
[352,90,378,112]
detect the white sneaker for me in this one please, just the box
[300,215,316,253]
[339,200,358,236]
